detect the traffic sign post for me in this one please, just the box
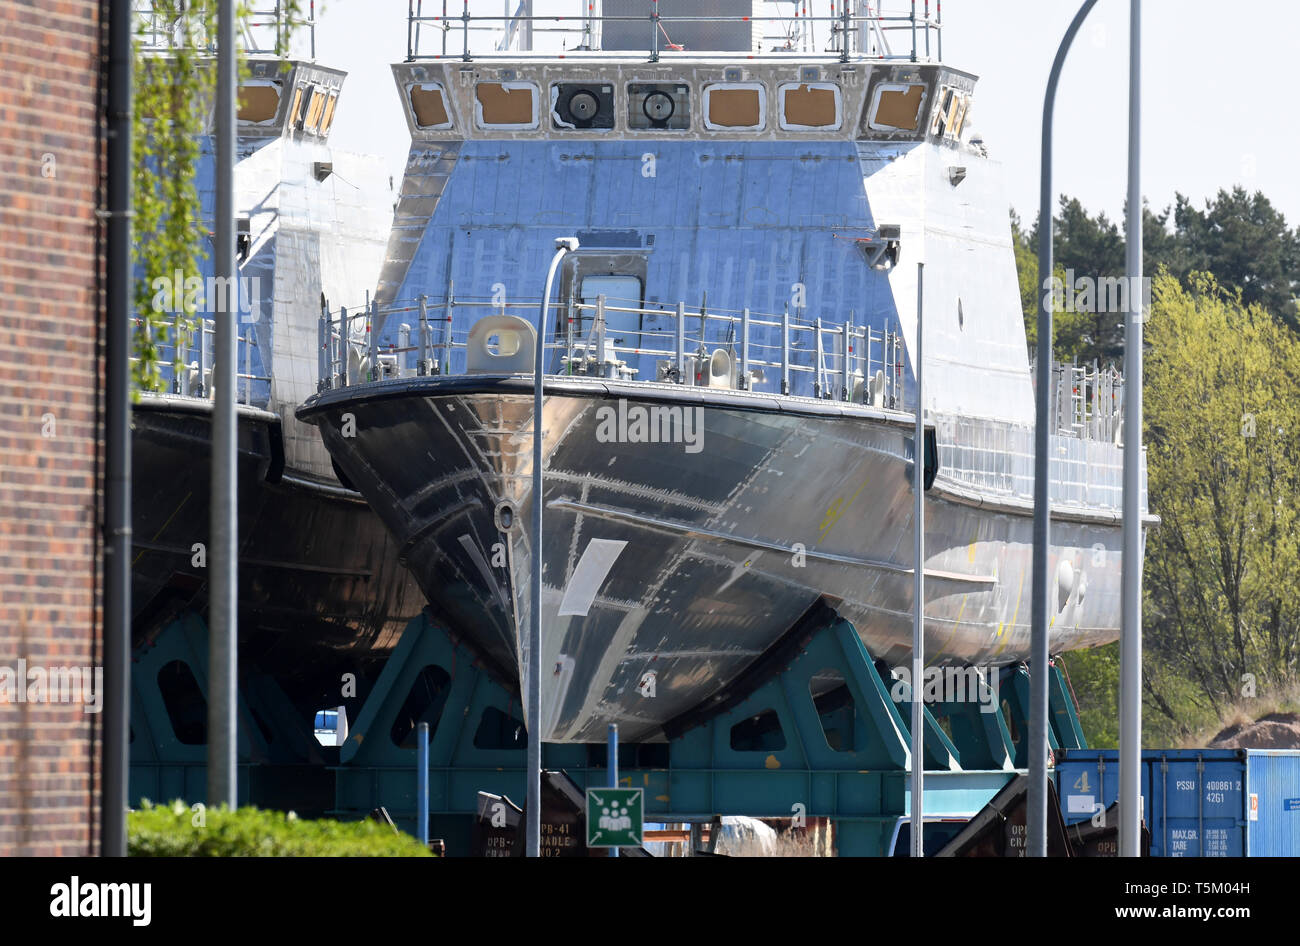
[585,788,643,849]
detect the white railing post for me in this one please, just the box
[781,303,791,395]
[814,316,824,398]
[197,317,209,397]
[594,293,607,374]
[675,301,686,383]
[339,306,349,387]
[397,323,411,378]
[173,312,184,394]
[317,303,328,391]
[368,300,379,382]
[242,327,252,404]
[417,295,430,376]
[565,284,577,372]
[740,307,750,390]
[442,281,455,375]
[842,318,852,401]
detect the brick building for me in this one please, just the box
[0,1,104,856]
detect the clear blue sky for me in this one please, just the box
[307,1,1300,231]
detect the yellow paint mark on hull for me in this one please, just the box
[992,566,1027,658]
[926,594,966,667]
[818,479,870,544]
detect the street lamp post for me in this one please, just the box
[1032,0,1099,858]
[526,237,579,858]
[209,0,239,812]
[1120,0,1144,859]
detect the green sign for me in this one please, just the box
[585,788,643,848]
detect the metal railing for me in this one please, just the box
[934,361,1129,509]
[132,316,269,406]
[134,0,317,59]
[1031,357,1126,444]
[317,292,910,410]
[406,1,942,63]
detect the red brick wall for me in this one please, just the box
[0,1,104,856]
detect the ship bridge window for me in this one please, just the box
[778,82,842,131]
[628,82,691,131]
[931,87,969,139]
[409,82,452,129]
[579,275,643,343]
[304,87,328,134]
[867,82,927,132]
[237,80,282,124]
[288,85,304,129]
[319,91,339,136]
[949,94,971,139]
[292,84,317,132]
[703,82,766,131]
[552,82,615,130]
[475,81,539,129]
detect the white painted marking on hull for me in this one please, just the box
[456,533,509,614]
[557,538,629,617]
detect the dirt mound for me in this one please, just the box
[1208,712,1300,749]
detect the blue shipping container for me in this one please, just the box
[1055,749,1300,857]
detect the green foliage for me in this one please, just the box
[1011,210,1093,362]
[1172,187,1300,328]
[1141,273,1300,740]
[1014,194,1300,743]
[132,3,218,393]
[1057,645,1119,749]
[128,800,433,857]
[1013,190,1299,365]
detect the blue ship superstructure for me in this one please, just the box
[141,55,394,477]
[299,2,1148,743]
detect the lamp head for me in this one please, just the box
[554,237,580,253]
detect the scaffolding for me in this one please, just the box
[406,1,943,63]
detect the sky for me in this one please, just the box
[306,1,1300,230]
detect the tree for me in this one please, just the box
[1170,187,1300,329]
[1012,209,1093,363]
[1141,273,1300,738]
[1057,645,1119,749]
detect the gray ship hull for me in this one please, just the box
[300,374,1124,743]
[131,395,425,717]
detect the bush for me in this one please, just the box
[128,800,434,857]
